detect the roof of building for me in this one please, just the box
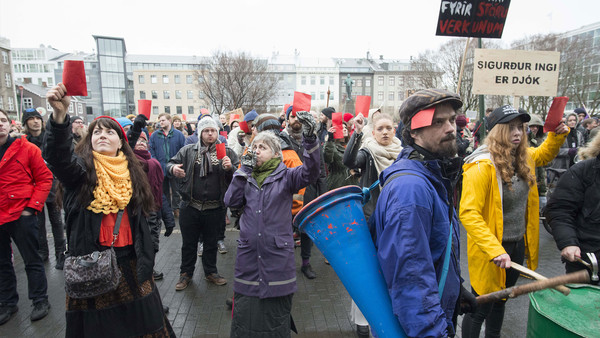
[126,54,209,65]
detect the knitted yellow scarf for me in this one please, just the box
[87,151,132,214]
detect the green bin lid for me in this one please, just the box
[527,284,600,338]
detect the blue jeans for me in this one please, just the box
[0,214,49,305]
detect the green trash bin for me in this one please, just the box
[527,284,600,338]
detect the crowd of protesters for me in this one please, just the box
[1,81,599,338]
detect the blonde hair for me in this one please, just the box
[578,131,600,160]
[485,122,535,188]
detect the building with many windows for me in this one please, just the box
[371,56,420,117]
[129,54,208,121]
[295,57,339,113]
[11,46,68,88]
[267,53,297,112]
[94,36,130,117]
[0,37,18,120]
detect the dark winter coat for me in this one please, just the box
[546,156,600,254]
[43,115,155,283]
[343,131,379,219]
[323,138,356,190]
[224,137,320,298]
[149,127,185,176]
[166,141,239,209]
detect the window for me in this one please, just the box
[152,106,159,114]
[23,98,33,109]
[310,92,316,100]
[320,76,325,85]
[356,79,362,87]
[47,77,53,86]
[398,76,404,86]
[5,73,11,87]
[175,90,182,99]
[2,51,8,64]
[389,92,395,101]
[174,75,180,84]
[152,90,158,99]
[378,76,384,86]
[329,76,334,85]
[138,75,145,84]
[140,91,146,99]
[151,75,157,84]
[68,103,74,113]
[320,92,325,100]
[301,76,306,85]
[0,96,3,109]
[164,106,171,113]
[365,79,371,87]
[8,97,14,111]
[330,92,334,101]
[198,92,205,99]
[187,90,194,99]
[398,91,404,101]
[310,76,315,85]
[188,106,194,114]
[163,91,170,99]
[186,75,193,84]
[162,75,169,84]
[389,77,395,86]
[378,91,384,101]
[176,106,182,114]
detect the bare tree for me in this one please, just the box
[196,51,280,114]
[411,38,503,112]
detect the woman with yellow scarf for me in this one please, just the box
[45,83,174,337]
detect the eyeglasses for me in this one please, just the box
[73,121,84,124]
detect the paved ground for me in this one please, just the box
[2,217,569,337]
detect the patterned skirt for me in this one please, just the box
[65,248,174,338]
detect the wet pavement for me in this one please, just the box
[2,218,569,337]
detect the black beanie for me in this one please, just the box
[321,107,335,120]
[22,108,42,125]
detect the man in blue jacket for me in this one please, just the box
[370,89,476,337]
[149,113,185,217]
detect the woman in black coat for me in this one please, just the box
[44,84,174,337]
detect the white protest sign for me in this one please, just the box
[472,49,560,96]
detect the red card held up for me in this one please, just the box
[216,143,226,159]
[332,112,344,139]
[355,96,371,117]
[544,97,569,133]
[62,60,88,96]
[411,108,436,129]
[138,100,152,119]
[182,113,187,121]
[220,131,228,137]
[292,92,311,116]
[239,121,250,134]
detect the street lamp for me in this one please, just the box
[19,85,24,121]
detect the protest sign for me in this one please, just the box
[472,49,561,97]
[62,60,88,96]
[332,112,344,139]
[436,0,511,38]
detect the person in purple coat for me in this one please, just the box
[225,111,320,337]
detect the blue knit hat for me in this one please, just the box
[116,117,133,128]
[286,105,294,120]
[244,110,258,122]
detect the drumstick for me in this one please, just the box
[511,262,570,295]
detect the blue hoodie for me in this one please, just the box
[370,146,461,337]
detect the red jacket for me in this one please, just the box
[0,136,53,225]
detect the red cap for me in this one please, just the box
[94,115,128,142]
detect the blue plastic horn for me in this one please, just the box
[293,185,406,337]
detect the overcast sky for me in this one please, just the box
[1,0,598,59]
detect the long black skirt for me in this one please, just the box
[230,292,294,338]
[65,249,175,338]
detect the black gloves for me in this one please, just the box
[459,284,478,315]
[132,114,147,132]
[164,226,174,237]
[241,150,257,168]
[296,111,317,139]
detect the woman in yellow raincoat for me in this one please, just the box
[459,105,568,338]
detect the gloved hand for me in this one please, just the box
[296,111,317,138]
[241,150,257,168]
[164,226,174,237]
[458,284,478,315]
[132,114,147,132]
[568,147,578,158]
